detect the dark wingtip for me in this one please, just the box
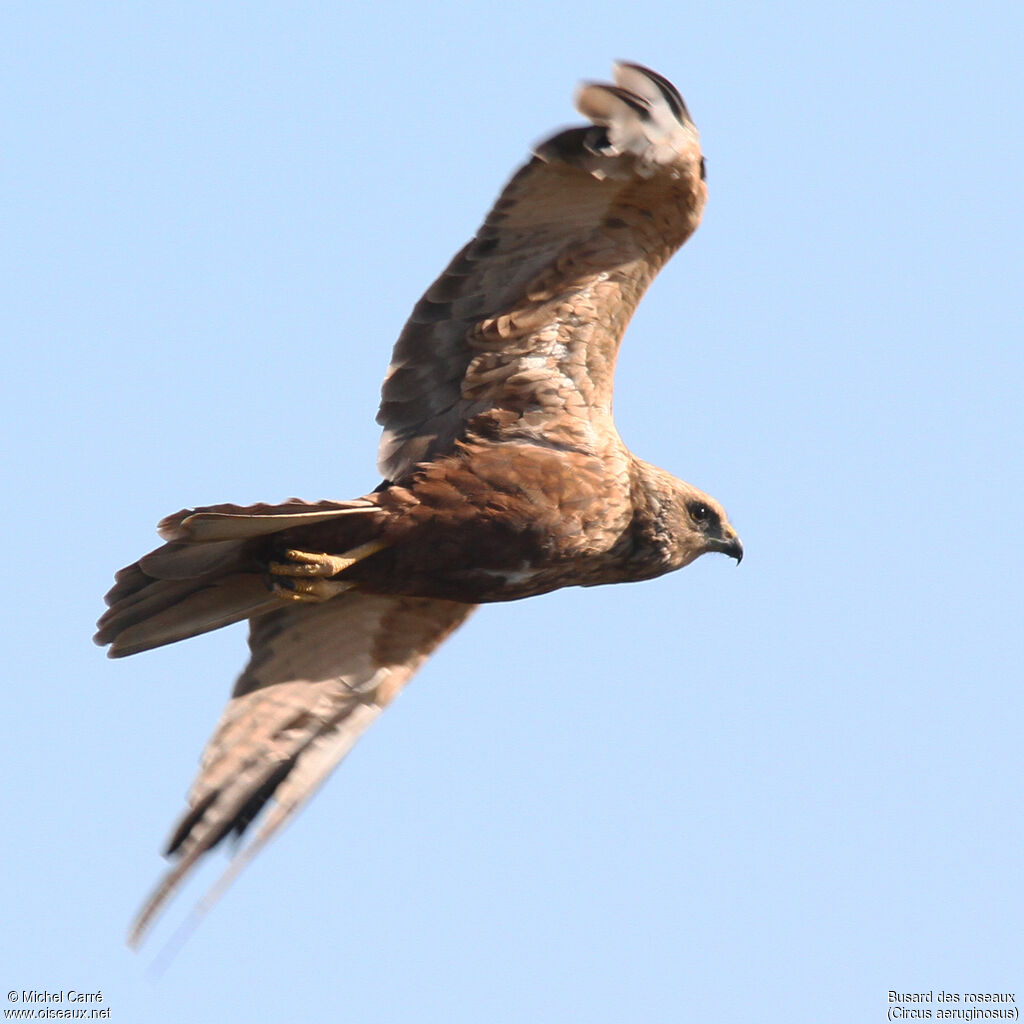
[615,61,692,124]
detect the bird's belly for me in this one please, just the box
[352,508,635,603]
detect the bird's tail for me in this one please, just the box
[94,498,382,658]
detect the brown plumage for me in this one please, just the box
[95,62,743,948]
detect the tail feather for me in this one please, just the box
[102,575,280,658]
[95,498,384,658]
[99,577,205,639]
[138,538,253,580]
[159,498,378,542]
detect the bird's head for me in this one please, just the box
[631,462,743,577]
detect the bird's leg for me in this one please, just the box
[267,538,390,603]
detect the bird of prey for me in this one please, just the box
[96,61,742,948]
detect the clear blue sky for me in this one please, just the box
[3,2,1022,1022]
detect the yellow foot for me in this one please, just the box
[268,538,390,579]
[267,538,390,603]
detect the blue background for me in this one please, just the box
[3,2,1021,1021]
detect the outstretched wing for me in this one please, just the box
[377,62,707,482]
[129,593,474,948]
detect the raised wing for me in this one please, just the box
[129,593,474,948]
[377,62,707,482]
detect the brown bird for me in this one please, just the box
[96,61,742,948]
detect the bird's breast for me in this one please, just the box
[356,439,639,602]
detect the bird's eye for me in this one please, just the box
[699,156,707,181]
[689,502,711,523]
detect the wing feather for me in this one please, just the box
[128,593,474,948]
[376,62,706,482]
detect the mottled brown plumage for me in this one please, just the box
[95,62,742,948]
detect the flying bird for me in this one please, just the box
[96,62,742,948]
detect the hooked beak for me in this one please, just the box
[708,528,743,564]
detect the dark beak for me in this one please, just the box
[709,529,743,564]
